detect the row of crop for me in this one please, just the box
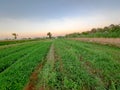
[53,39,105,90]
[0,41,52,90]
[0,41,39,59]
[64,39,120,89]
[36,56,56,89]
[0,41,40,59]
[36,39,107,89]
[0,41,43,73]
[0,40,29,46]
[0,39,39,46]
[36,44,56,89]
[36,43,68,90]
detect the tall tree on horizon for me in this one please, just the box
[12,33,18,39]
[47,32,52,39]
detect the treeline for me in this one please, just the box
[66,24,120,38]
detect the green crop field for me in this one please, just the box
[0,39,43,46]
[0,39,120,90]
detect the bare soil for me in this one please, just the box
[24,63,44,90]
[71,38,120,47]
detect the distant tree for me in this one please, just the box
[109,24,115,28]
[104,27,109,31]
[91,28,97,33]
[12,33,18,39]
[47,32,52,39]
[97,28,103,32]
[82,32,88,35]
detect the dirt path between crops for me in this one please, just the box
[46,44,55,63]
[39,44,55,90]
[24,60,46,90]
[24,44,55,90]
[71,38,120,47]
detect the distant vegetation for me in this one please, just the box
[47,32,52,39]
[0,41,52,90]
[0,32,53,46]
[0,39,43,46]
[66,24,120,38]
[0,39,120,90]
[12,33,18,39]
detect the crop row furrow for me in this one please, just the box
[0,41,40,59]
[36,44,57,90]
[54,40,105,90]
[0,42,43,73]
[65,39,120,89]
[0,41,52,90]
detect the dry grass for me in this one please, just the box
[71,38,120,47]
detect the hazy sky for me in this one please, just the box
[0,0,120,39]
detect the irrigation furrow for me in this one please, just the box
[54,39,107,89]
[25,44,55,90]
[0,42,37,59]
[0,43,42,73]
[0,41,40,59]
[37,44,56,90]
[0,41,52,90]
[24,58,47,90]
[79,57,105,88]
[65,39,120,89]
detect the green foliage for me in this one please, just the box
[0,41,52,90]
[0,41,39,59]
[36,39,120,89]
[0,39,120,90]
[53,39,104,90]
[0,39,42,46]
[0,42,42,73]
[60,39,120,89]
[66,24,120,38]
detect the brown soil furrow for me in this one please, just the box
[24,59,46,90]
[24,44,52,90]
